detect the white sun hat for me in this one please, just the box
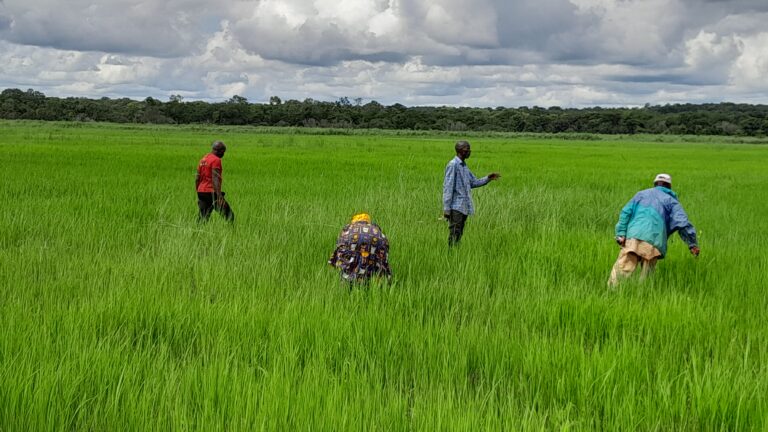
[654,173,672,184]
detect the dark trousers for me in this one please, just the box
[447,210,468,246]
[197,192,234,222]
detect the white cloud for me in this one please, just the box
[0,0,217,57]
[731,32,768,91]
[390,58,461,84]
[421,0,498,47]
[684,30,742,83]
[569,0,689,65]
[368,7,400,37]
[2,0,768,106]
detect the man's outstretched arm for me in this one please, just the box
[467,168,490,188]
[468,169,500,188]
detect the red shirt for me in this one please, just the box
[196,153,223,193]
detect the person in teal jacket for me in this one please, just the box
[608,173,700,286]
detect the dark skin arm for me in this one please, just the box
[212,168,224,207]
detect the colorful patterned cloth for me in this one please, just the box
[328,221,391,282]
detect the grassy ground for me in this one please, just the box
[1,121,767,430]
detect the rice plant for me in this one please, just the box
[1,121,766,430]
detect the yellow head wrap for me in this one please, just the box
[351,213,371,224]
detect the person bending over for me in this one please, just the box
[609,173,699,286]
[329,213,391,284]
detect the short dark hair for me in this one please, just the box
[455,140,470,152]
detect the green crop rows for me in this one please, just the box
[1,121,767,430]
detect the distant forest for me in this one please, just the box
[3,88,768,136]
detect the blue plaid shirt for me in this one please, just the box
[442,156,489,216]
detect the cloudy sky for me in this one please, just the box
[1,0,767,107]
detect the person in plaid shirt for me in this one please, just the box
[329,213,391,284]
[442,140,500,246]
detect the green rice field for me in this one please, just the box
[1,121,767,430]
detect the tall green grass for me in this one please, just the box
[1,121,766,430]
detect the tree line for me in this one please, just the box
[2,88,768,136]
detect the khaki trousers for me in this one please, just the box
[608,248,658,287]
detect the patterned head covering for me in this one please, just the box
[351,213,371,224]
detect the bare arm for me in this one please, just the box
[212,168,222,195]
[212,168,224,206]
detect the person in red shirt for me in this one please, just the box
[196,141,234,222]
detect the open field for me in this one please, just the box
[1,121,767,430]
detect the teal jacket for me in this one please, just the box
[615,186,698,258]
